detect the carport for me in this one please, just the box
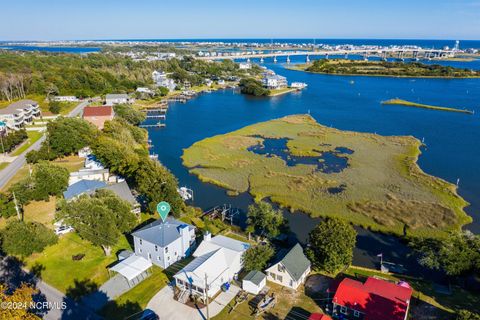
[109,255,153,288]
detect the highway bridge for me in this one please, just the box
[196,48,456,62]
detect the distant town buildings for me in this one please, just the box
[105,93,131,105]
[132,218,196,269]
[152,71,177,91]
[82,106,114,130]
[332,277,413,320]
[0,100,41,130]
[174,233,250,299]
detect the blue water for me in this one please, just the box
[0,45,101,53]
[145,55,480,272]
[247,137,350,173]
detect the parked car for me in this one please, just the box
[135,309,159,320]
[54,226,74,235]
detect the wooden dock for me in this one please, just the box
[140,122,166,128]
[145,114,166,119]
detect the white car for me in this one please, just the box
[55,226,74,235]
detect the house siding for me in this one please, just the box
[266,263,310,290]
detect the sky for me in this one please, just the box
[1,0,479,41]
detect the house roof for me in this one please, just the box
[268,243,311,282]
[102,181,137,205]
[131,217,194,247]
[0,99,38,115]
[63,180,107,200]
[243,270,266,286]
[83,106,113,117]
[193,235,250,264]
[333,277,413,320]
[309,314,332,320]
[175,248,229,287]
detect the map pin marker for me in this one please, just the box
[157,201,171,223]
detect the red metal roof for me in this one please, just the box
[83,106,113,117]
[333,277,413,320]
[309,314,332,320]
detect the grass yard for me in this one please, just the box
[213,281,324,320]
[24,232,131,293]
[182,115,469,238]
[23,196,57,228]
[0,162,8,170]
[10,131,44,156]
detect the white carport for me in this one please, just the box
[109,255,153,287]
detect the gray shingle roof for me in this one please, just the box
[243,270,266,286]
[132,218,194,247]
[102,181,137,205]
[106,94,128,99]
[0,99,38,115]
[275,243,311,282]
[63,180,107,200]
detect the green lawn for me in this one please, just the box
[10,131,43,156]
[24,233,132,293]
[0,162,8,171]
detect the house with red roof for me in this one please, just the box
[332,277,413,320]
[82,106,114,129]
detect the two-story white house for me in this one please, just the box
[0,100,41,130]
[265,243,311,290]
[132,218,196,269]
[152,70,177,91]
[105,93,131,105]
[174,233,250,300]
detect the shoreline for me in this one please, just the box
[381,98,474,114]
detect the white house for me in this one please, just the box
[239,62,252,70]
[152,71,177,91]
[136,87,154,95]
[262,74,288,89]
[52,96,79,102]
[132,218,196,269]
[265,243,311,290]
[68,168,110,185]
[0,100,41,130]
[105,94,130,105]
[174,233,250,299]
[242,270,267,295]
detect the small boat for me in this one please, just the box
[177,186,193,201]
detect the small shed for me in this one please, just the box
[242,270,267,295]
[109,255,152,287]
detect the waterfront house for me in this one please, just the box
[265,243,311,290]
[105,93,131,105]
[174,233,250,299]
[0,100,41,130]
[262,74,288,89]
[152,70,177,91]
[132,218,196,269]
[68,168,110,185]
[239,62,252,70]
[82,106,114,130]
[332,277,413,320]
[242,270,267,295]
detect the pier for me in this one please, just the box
[202,204,240,225]
[139,122,166,128]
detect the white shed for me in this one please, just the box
[242,270,266,295]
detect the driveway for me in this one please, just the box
[82,274,139,311]
[147,284,240,320]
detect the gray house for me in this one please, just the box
[132,218,196,269]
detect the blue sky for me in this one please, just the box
[1,0,479,40]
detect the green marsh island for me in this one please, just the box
[291,59,480,78]
[182,115,470,237]
[382,98,474,114]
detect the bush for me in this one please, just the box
[239,78,270,96]
[48,101,62,114]
[0,129,28,153]
[1,220,57,256]
[113,104,146,125]
[0,193,17,218]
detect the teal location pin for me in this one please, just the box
[157,201,171,222]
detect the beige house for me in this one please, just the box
[265,243,311,290]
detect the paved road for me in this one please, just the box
[0,100,90,190]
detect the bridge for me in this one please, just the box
[196,48,455,62]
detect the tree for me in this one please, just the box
[306,218,357,274]
[56,190,136,255]
[48,100,62,114]
[410,232,480,277]
[239,78,270,96]
[0,283,40,319]
[246,201,284,238]
[31,161,69,200]
[0,220,57,256]
[457,310,480,320]
[0,193,17,218]
[156,86,169,96]
[113,104,146,125]
[242,244,275,272]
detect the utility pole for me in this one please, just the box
[204,273,210,320]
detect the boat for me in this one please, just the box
[177,186,193,201]
[290,82,307,90]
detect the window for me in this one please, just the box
[277,275,283,282]
[165,247,169,253]
[139,248,142,253]
[289,280,293,287]
[167,256,170,261]
[277,264,283,272]
[139,239,142,245]
[340,306,347,315]
[155,245,158,252]
[148,253,151,259]
[270,273,276,280]
[175,251,178,256]
[354,310,360,317]
[157,256,161,261]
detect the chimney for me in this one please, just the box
[204,231,211,242]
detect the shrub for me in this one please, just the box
[1,220,57,256]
